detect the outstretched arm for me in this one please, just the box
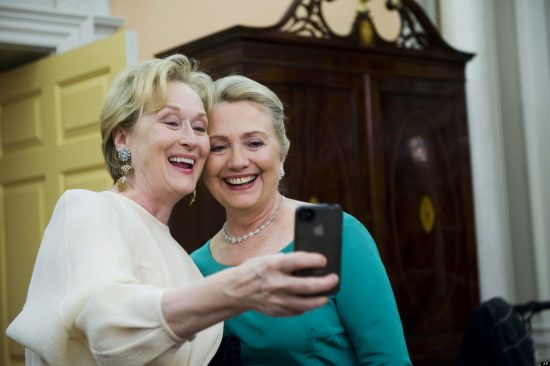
[162,251,339,339]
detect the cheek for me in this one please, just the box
[198,136,210,157]
[264,153,282,173]
[203,156,228,186]
[203,159,218,180]
[202,165,218,195]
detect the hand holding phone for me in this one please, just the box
[293,204,342,294]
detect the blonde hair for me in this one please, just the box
[100,54,214,181]
[213,75,290,156]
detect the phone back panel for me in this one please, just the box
[294,204,342,285]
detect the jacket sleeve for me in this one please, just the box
[335,214,412,365]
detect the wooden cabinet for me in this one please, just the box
[159,0,479,364]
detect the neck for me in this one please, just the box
[224,194,283,236]
[115,184,178,224]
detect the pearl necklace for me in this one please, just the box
[222,196,285,244]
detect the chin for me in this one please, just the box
[224,196,258,210]
[171,184,195,198]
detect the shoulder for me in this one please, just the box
[58,189,111,209]
[340,211,382,260]
[54,189,122,227]
[342,212,374,241]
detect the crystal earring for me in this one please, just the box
[189,190,197,207]
[279,166,285,179]
[116,147,133,192]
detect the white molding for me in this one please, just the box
[124,30,139,67]
[532,319,550,361]
[514,0,550,305]
[0,0,110,16]
[0,2,124,52]
[439,0,515,301]
[94,14,125,40]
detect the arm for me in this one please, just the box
[62,191,337,364]
[335,214,411,365]
[162,252,339,339]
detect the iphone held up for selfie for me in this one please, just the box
[293,204,342,294]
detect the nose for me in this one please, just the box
[228,146,248,170]
[178,124,196,148]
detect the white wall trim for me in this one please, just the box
[514,3,550,358]
[124,30,139,67]
[439,0,515,301]
[532,319,550,361]
[0,3,124,52]
[0,0,111,16]
[513,0,550,304]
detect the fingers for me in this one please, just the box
[252,252,339,296]
[237,252,340,316]
[261,272,339,296]
[259,293,331,317]
[276,251,328,273]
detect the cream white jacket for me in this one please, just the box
[6,189,222,366]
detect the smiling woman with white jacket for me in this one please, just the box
[6,54,338,366]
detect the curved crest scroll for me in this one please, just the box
[269,0,467,55]
[271,0,341,39]
[384,0,458,51]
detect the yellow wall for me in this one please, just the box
[110,0,399,60]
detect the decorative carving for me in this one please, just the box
[419,195,435,233]
[274,0,339,39]
[355,0,376,47]
[269,0,461,54]
[383,0,461,52]
[387,0,430,49]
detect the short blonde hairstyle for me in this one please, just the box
[213,75,290,157]
[100,54,214,181]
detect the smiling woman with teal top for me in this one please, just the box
[192,74,411,365]
[193,212,411,365]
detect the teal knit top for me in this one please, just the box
[192,213,412,365]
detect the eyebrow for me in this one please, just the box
[161,104,207,119]
[242,131,268,138]
[209,130,269,140]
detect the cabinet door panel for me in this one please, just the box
[270,83,369,216]
[376,79,477,362]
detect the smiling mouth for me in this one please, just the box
[168,156,195,169]
[225,175,257,186]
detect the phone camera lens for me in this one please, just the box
[298,208,316,221]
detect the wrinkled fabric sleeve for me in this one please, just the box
[335,214,412,365]
[59,191,185,365]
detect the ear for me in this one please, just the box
[112,126,128,150]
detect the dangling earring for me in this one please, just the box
[189,190,197,207]
[278,166,285,180]
[116,147,133,192]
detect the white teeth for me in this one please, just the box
[226,176,255,185]
[168,156,194,165]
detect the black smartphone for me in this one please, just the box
[293,204,342,294]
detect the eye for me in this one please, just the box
[247,140,265,149]
[210,143,227,153]
[163,120,179,127]
[192,120,207,133]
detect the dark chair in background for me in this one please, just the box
[456,297,550,365]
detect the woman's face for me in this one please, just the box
[204,101,284,211]
[116,81,210,202]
